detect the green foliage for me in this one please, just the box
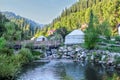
[103,73,120,80]
[25,42,33,50]
[0,47,35,79]
[115,36,120,42]
[0,55,21,79]
[0,48,13,56]
[37,0,120,38]
[18,48,33,64]
[49,33,63,41]
[4,22,22,41]
[97,21,112,39]
[85,10,99,49]
[31,50,44,59]
[0,12,8,37]
[0,37,6,49]
[55,27,68,39]
[0,11,39,40]
[32,50,42,56]
[62,75,73,80]
[114,56,120,65]
[0,24,6,37]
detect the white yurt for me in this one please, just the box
[64,29,84,45]
[36,36,47,42]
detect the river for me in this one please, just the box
[17,59,106,80]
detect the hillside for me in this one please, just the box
[2,11,43,39]
[36,0,120,37]
[2,11,44,28]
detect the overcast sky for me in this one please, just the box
[0,0,77,24]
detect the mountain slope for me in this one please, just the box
[2,11,44,28]
[37,0,120,37]
[2,11,43,39]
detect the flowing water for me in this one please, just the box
[17,59,105,80]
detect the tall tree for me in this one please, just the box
[85,10,99,49]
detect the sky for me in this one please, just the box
[0,0,77,24]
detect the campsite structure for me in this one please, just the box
[64,29,84,45]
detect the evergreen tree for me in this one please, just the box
[85,10,99,49]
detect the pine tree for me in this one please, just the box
[85,10,99,49]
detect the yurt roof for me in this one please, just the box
[67,29,84,36]
[37,36,46,38]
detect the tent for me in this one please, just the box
[64,29,84,45]
[36,36,47,42]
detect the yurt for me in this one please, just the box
[64,29,84,45]
[36,36,47,42]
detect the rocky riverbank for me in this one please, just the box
[45,45,120,74]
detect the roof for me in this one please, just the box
[67,29,84,36]
[37,36,46,38]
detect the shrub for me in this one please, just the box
[115,36,120,42]
[0,48,13,56]
[114,56,120,65]
[9,54,22,67]
[0,48,34,79]
[0,37,6,49]
[0,55,21,79]
[33,56,41,60]
[25,42,33,50]
[32,50,42,56]
[18,48,33,64]
[63,75,73,80]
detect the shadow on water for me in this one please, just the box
[54,61,86,80]
[84,63,103,80]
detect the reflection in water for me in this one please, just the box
[55,61,85,80]
[17,60,106,80]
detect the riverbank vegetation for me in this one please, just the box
[0,48,33,79]
[0,46,43,79]
[0,12,43,79]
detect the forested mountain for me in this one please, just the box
[0,11,42,40]
[2,11,44,28]
[2,11,43,39]
[36,0,120,37]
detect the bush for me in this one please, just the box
[107,46,120,52]
[114,56,120,65]
[0,37,6,49]
[32,50,42,56]
[9,54,22,67]
[115,36,120,42]
[33,56,41,60]
[63,75,73,80]
[25,42,33,50]
[103,74,120,80]
[18,48,33,64]
[0,48,13,56]
[0,55,21,79]
[0,48,34,79]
